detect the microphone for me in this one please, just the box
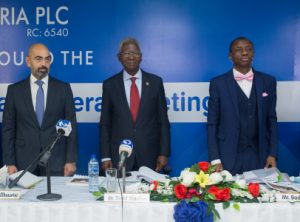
[55,119,72,136]
[118,139,133,170]
[39,119,72,167]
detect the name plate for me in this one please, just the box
[0,190,21,200]
[276,193,300,202]
[104,193,150,202]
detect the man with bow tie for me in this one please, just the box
[207,37,278,175]
[100,38,170,172]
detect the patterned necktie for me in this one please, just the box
[130,77,140,123]
[35,80,44,127]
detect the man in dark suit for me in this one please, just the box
[207,37,278,175]
[100,38,170,172]
[2,43,77,176]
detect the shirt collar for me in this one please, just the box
[233,68,254,78]
[123,69,142,81]
[30,74,49,86]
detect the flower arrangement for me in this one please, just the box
[150,161,261,222]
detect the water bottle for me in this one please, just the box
[88,154,99,192]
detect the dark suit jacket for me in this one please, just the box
[207,69,278,171]
[100,70,170,170]
[2,76,77,174]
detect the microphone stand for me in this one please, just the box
[122,166,126,193]
[8,132,63,201]
[37,134,63,201]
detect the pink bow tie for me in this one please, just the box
[234,73,254,81]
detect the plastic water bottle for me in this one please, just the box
[88,154,99,192]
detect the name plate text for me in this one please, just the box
[104,193,150,202]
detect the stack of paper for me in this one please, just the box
[243,168,281,184]
[9,171,43,189]
[66,174,89,186]
[137,166,168,183]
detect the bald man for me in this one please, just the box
[2,43,78,176]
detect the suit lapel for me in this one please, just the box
[43,77,55,127]
[135,72,150,124]
[225,71,239,118]
[116,72,132,120]
[23,78,40,127]
[254,72,263,126]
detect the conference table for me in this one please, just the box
[0,177,300,222]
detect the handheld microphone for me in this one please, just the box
[118,139,133,170]
[56,119,72,136]
[39,120,72,167]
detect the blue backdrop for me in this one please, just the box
[0,0,300,176]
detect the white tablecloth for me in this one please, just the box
[0,177,300,222]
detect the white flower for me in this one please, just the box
[181,172,196,187]
[258,186,277,203]
[164,179,172,187]
[179,168,190,179]
[221,170,233,182]
[235,179,247,189]
[231,188,254,199]
[209,172,223,185]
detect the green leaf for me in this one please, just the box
[278,173,283,182]
[190,164,200,173]
[222,201,230,209]
[208,203,220,220]
[206,193,216,200]
[233,202,240,211]
[190,196,200,202]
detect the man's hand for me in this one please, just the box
[264,156,276,168]
[213,163,223,172]
[64,162,76,176]
[156,155,168,172]
[7,165,18,175]
[101,160,113,171]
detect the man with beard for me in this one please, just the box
[2,43,77,176]
[207,37,278,175]
[100,38,170,172]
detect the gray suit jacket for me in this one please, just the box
[2,76,77,174]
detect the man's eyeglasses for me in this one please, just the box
[33,56,52,63]
[119,52,142,58]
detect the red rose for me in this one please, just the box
[174,184,187,200]
[198,161,210,172]
[208,186,220,200]
[216,187,230,201]
[248,183,260,197]
[186,188,200,199]
[208,186,230,201]
[151,181,158,191]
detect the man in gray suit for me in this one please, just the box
[100,38,170,172]
[2,43,77,176]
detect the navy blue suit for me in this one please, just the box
[2,76,77,175]
[100,70,170,171]
[207,69,277,173]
